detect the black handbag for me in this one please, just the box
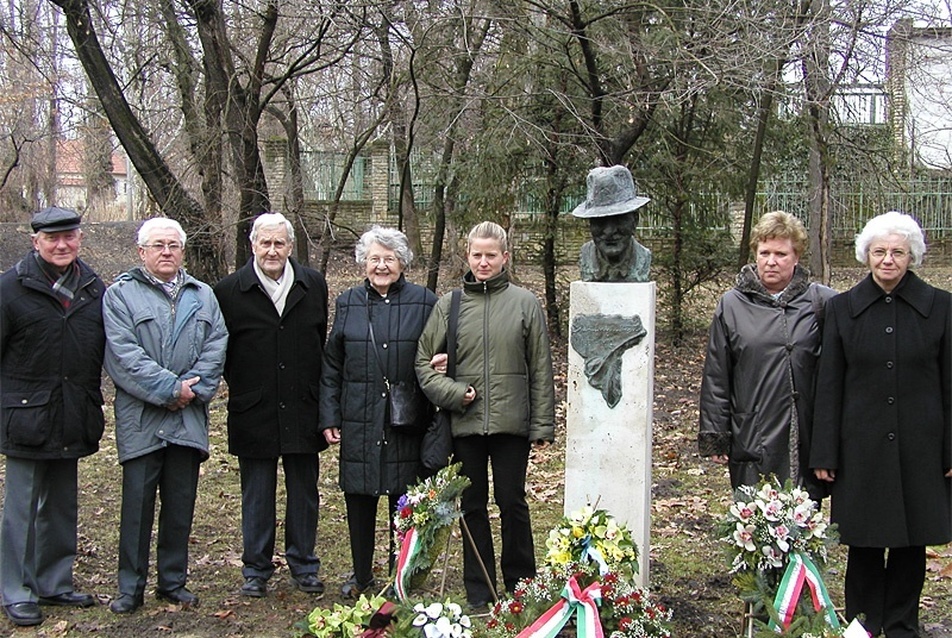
[367,299,431,431]
[421,289,461,471]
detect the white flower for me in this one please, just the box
[729,501,757,522]
[414,614,429,627]
[445,602,462,618]
[759,498,784,522]
[458,615,472,628]
[762,545,784,568]
[733,523,757,552]
[425,602,444,619]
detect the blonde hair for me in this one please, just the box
[467,221,508,253]
[749,211,807,256]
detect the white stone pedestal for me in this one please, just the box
[564,281,655,585]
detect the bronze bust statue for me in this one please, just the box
[572,165,651,282]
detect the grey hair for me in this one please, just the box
[137,218,186,246]
[854,211,926,267]
[355,225,413,267]
[250,212,294,243]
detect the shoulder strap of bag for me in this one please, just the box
[446,289,461,379]
[366,297,390,391]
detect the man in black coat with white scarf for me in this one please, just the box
[214,213,329,598]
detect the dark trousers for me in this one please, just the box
[453,434,535,605]
[344,493,398,586]
[0,457,78,604]
[845,545,926,638]
[238,454,320,579]
[117,445,201,598]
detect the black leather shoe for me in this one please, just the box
[108,594,143,614]
[240,576,267,597]
[340,575,375,599]
[39,591,96,607]
[292,573,325,594]
[4,602,43,626]
[156,587,198,608]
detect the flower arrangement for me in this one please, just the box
[393,463,471,594]
[719,477,842,637]
[302,593,390,638]
[720,477,835,575]
[397,599,474,638]
[544,505,639,578]
[485,565,672,638]
[486,506,670,638]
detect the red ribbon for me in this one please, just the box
[360,601,397,638]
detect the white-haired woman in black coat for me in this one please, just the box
[811,211,952,638]
[320,226,437,598]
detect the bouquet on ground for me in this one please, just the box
[301,593,389,638]
[486,506,671,638]
[393,463,471,597]
[299,595,474,638]
[718,476,841,636]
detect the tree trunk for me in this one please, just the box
[49,0,222,281]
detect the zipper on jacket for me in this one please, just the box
[482,280,490,434]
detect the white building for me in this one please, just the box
[886,20,952,170]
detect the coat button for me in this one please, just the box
[279,362,286,369]
[381,392,387,398]
[885,326,894,334]
[785,343,794,351]
[20,399,28,404]
[279,402,286,409]
[886,361,894,369]
[887,397,895,405]
[887,432,896,441]
[384,299,391,304]
[885,296,892,303]
[382,343,388,349]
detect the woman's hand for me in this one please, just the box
[323,428,341,445]
[814,468,836,482]
[430,353,448,374]
[708,454,729,465]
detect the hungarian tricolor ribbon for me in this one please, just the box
[768,552,840,632]
[516,576,604,638]
[394,527,421,602]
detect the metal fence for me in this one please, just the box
[758,178,952,238]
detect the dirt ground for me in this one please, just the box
[1,246,952,637]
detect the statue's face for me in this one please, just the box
[589,213,637,260]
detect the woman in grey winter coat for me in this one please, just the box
[810,211,951,638]
[320,227,437,598]
[698,211,835,498]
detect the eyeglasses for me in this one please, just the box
[367,256,398,266]
[869,248,909,260]
[141,242,184,253]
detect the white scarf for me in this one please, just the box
[253,259,293,316]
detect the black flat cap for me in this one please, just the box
[31,207,82,233]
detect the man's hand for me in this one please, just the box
[462,385,476,406]
[323,428,341,445]
[709,454,729,465]
[814,468,836,482]
[168,377,199,411]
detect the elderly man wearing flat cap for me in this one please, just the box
[573,165,652,283]
[0,207,105,626]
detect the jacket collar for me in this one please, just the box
[735,263,811,305]
[364,273,407,298]
[462,268,510,294]
[236,257,305,292]
[16,250,98,291]
[848,270,934,318]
